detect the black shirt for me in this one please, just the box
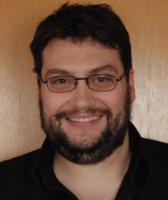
[0,122,168,199]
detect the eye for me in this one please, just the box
[50,77,67,84]
[95,74,112,82]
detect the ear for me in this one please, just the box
[128,68,135,103]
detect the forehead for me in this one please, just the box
[42,38,124,76]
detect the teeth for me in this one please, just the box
[69,116,100,123]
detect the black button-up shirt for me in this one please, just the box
[1,122,168,200]
[32,123,149,200]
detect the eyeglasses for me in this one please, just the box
[39,73,126,93]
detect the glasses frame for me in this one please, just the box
[39,73,127,93]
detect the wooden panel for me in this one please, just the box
[0,0,168,161]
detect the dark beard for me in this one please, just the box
[40,90,131,165]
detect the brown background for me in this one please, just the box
[0,0,168,161]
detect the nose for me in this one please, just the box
[68,81,96,109]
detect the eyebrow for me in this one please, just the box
[45,69,72,77]
[44,64,118,78]
[89,64,118,74]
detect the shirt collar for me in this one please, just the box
[115,122,150,199]
[128,122,150,185]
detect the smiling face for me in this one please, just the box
[39,38,135,164]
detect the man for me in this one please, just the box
[0,3,168,200]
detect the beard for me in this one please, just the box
[40,89,131,165]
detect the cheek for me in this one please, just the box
[98,86,128,113]
[101,95,123,111]
[40,88,66,117]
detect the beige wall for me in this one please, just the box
[0,0,168,161]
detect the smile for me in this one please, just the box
[67,115,101,123]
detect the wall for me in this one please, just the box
[0,0,168,161]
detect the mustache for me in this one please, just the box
[54,107,112,121]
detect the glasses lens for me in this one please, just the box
[47,76,75,92]
[88,74,116,91]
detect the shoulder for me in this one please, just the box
[142,137,168,160]
[0,149,40,195]
[142,137,168,183]
[139,138,168,197]
[142,137,168,167]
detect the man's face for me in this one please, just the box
[40,39,135,164]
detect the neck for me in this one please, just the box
[53,132,131,200]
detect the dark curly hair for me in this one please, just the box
[30,3,132,75]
